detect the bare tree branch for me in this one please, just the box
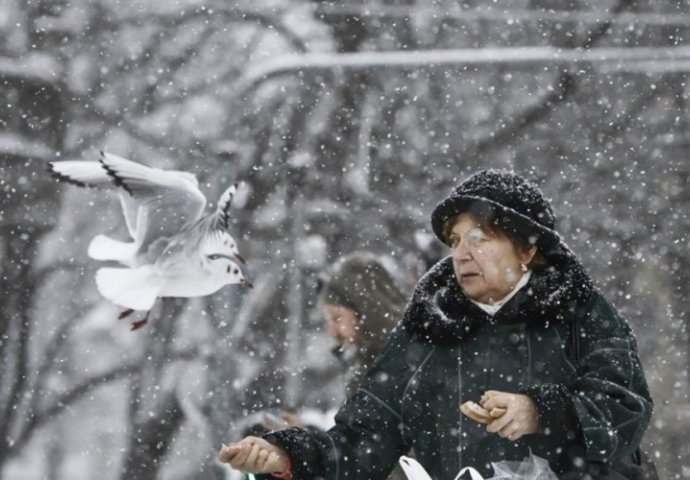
[0,235,39,447]
[314,3,690,28]
[466,0,628,156]
[470,71,575,157]
[120,390,185,479]
[6,348,198,461]
[31,260,81,285]
[117,8,310,53]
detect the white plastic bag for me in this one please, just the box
[399,456,485,480]
[489,451,558,480]
[399,450,558,480]
[399,456,435,480]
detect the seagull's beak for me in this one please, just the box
[240,278,253,289]
[234,253,246,265]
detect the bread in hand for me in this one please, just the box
[459,401,507,424]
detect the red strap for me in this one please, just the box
[271,457,292,479]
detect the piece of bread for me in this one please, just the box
[489,407,507,418]
[459,401,491,423]
[459,401,507,423]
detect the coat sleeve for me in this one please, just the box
[524,290,653,465]
[569,291,653,462]
[263,326,422,480]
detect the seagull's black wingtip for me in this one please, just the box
[99,154,133,196]
[46,162,89,188]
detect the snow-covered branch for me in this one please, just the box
[235,45,690,97]
[0,133,56,161]
[315,3,690,28]
[110,7,309,53]
[0,53,62,85]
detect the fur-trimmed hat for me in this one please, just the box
[430,169,593,284]
[431,169,560,251]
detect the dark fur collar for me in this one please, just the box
[402,256,594,345]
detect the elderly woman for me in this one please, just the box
[219,170,653,479]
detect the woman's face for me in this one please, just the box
[322,303,359,347]
[448,213,536,303]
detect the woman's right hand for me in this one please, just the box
[218,436,290,474]
[480,390,542,440]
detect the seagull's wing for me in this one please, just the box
[201,184,246,264]
[213,183,238,229]
[118,192,142,241]
[99,151,207,253]
[49,160,141,240]
[48,160,111,187]
[153,239,191,275]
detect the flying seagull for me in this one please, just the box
[49,151,252,330]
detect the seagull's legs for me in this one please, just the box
[130,311,150,331]
[117,308,149,330]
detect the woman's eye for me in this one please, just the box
[467,228,487,246]
[450,229,486,248]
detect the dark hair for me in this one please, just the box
[318,252,407,394]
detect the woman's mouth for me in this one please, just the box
[459,272,482,284]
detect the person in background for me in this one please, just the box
[219,169,653,480]
[318,252,408,397]
[256,252,410,480]
[254,252,408,421]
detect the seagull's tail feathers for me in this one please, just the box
[88,234,138,266]
[48,160,111,188]
[95,266,162,311]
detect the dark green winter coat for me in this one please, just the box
[265,257,653,479]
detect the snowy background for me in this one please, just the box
[1,0,689,479]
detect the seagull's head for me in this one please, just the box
[204,254,253,289]
[203,230,245,265]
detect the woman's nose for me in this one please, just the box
[452,241,471,261]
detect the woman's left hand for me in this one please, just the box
[218,436,289,474]
[480,390,542,441]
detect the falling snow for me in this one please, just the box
[1,0,689,479]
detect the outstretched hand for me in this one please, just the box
[218,436,289,474]
[480,390,542,441]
